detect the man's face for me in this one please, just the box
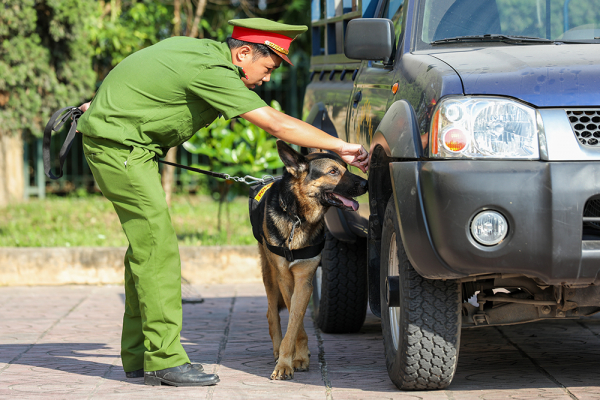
[240,50,282,89]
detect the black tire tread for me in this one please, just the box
[396,242,460,390]
[381,200,461,390]
[315,231,368,333]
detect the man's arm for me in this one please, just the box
[241,106,369,172]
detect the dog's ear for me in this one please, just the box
[277,140,308,177]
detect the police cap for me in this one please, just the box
[229,18,307,65]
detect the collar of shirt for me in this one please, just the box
[214,41,246,79]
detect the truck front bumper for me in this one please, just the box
[391,160,600,285]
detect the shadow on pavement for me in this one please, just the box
[2,290,600,395]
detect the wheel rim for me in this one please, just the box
[388,231,400,351]
[315,265,323,299]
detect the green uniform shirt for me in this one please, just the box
[78,38,267,156]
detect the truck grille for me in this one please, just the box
[566,109,600,147]
[583,198,600,240]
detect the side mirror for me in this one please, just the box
[344,18,395,63]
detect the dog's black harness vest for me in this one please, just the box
[249,178,325,262]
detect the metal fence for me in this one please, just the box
[25,56,310,198]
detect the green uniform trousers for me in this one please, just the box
[83,135,190,372]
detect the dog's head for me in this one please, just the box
[277,140,368,212]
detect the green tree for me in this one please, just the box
[89,0,173,81]
[0,0,96,207]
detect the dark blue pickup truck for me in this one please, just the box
[304,0,600,390]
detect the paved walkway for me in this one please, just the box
[1,283,600,399]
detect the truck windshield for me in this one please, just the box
[417,0,600,48]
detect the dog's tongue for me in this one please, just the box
[332,194,359,211]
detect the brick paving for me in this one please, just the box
[1,283,600,399]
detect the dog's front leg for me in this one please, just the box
[260,247,284,361]
[271,263,315,380]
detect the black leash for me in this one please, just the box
[158,159,275,185]
[43,106,274,185]
[44,106,322,262]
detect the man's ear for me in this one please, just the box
[277,140,308,177]
[235,45,253,63]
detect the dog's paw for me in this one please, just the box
[270,363,294,380]
[293,358,309,372]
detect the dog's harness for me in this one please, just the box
[249,179,325,262]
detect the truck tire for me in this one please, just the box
[312,231,368,333]
[380,199,461,390]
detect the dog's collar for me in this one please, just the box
[266,197,324,262]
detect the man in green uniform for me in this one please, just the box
[77,18,368,387]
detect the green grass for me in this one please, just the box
[0,194,254,247]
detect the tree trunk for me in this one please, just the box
[0,133,24,208]
[172,0,181,36]
[161,0,183,206]
[161,0,207,203]
[189,0,207,38]
[185,0,194,35]
[161,147,177,207]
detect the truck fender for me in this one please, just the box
[304,103,356,241]
[369,99,422,159]
[365,100,422,317]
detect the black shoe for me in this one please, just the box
[125,369,144,378]
[126,363,205,378]
[144,363,219,387]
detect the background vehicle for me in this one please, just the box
[305,0,600,390]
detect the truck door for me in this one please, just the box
[347,0,405,150]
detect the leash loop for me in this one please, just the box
[43,106,83,179]
[227,174,276,186]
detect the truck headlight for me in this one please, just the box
[430,97,539,159]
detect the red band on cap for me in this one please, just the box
[231,26,293,53]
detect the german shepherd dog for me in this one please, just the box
[256,140,368,380]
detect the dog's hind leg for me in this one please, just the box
[271,261,317,380]
[260,246,284,362]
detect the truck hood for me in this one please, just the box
[430,44,600,108]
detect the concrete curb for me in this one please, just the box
[0,246,261,286]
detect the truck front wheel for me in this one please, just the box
[312,231,368,333]
[380,199,461,390]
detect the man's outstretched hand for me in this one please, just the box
[337,142,369,173]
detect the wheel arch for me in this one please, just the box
[366,100,422,317]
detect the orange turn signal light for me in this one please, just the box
[431,109,440,154]
[443,128,468,152]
